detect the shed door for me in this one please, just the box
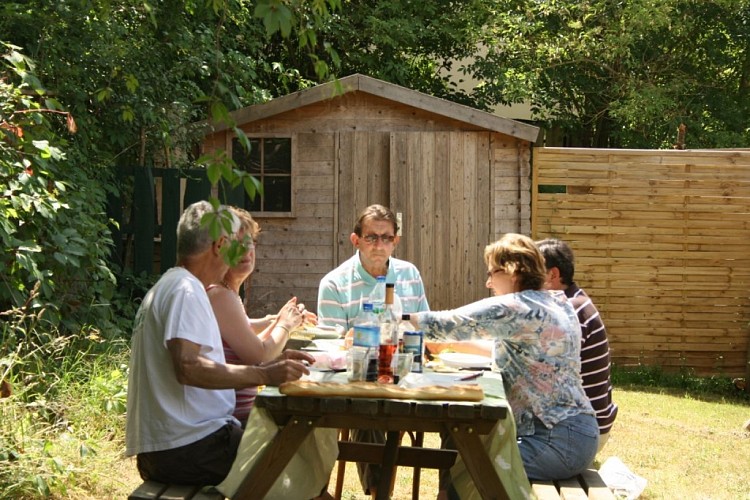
[334,131,491,311]
[335,131,391,264]
[389,132,492,310]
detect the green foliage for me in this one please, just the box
[1,317,130,498]
[0,0,347,330]
[470,0,750,148]
[0,43,119,333]
[308,0,491,105]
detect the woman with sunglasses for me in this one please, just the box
[207,207,313,426]
[413,233,598,488]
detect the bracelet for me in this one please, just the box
[275,325,290,336]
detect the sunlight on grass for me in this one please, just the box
[5,346,749,500]
[597,388,750,499]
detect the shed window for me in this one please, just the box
[232,137,292,213]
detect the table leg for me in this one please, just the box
[334,428,349,500]
[375,430,400,500]
[411,432,424,500]
[232,416,319,500]
[448,423,510,500]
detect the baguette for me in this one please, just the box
[278,380,484,402]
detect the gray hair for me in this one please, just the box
[176,201,239,260]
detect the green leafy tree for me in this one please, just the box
[0,0,341,335]
[0,44,117,333]
[271,0,494,106]
[468,0,750,148]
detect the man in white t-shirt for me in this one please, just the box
[125,201,313,486]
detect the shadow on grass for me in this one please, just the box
[612,365,750,406]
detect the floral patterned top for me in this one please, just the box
[417,290,594,436]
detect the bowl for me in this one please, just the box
[284,337,313,350]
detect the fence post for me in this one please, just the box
[106,170,124,267]
[183,168,211,206]
[133,167,155,275]
[160,168,180,272]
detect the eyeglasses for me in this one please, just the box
[361,234,396,245]
[239,235,256,250]
[486,269,504,279]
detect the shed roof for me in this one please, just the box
[204,73,540,143]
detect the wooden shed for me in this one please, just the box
[201,74,539,316]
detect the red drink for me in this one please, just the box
[377,343,397,383]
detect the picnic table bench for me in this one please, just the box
[530,468,615,500]
[130,467,615,500]
[128,480,223,500]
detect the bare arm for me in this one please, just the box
[167,337,313,389]
[209,288,302,364]
[409,312,492,357]
[424,340,492,357]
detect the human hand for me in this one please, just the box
[343,328,354,349]
[297,303,318,325]
[277,349,316,365]
[276,297,304,331]
[260,357,311,385]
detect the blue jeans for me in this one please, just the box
[518,413,599,481]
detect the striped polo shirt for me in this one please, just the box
[566,283,618,434]
[317,252,430,329]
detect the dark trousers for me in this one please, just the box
[353,428,385,493]
[137,423,243,486]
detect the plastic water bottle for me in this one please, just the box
[370,275,386,314]
[353,302,379,381]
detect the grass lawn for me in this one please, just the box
[110,385,750,500]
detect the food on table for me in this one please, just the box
[279,380,484,401]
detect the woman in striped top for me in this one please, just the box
[207,207,310,426]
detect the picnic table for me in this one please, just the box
[216,370,532,500]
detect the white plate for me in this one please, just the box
[314,325,345,338]
[310,339,346,351]
[296,325,344,339]
[439,352,492,369]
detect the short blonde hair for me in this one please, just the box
[230,206,260,241]
[484,233,547,291]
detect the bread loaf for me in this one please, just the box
[278,380,484,402]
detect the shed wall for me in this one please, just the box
[202,91,531,317]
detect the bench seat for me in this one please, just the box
[130,468,615,499]
[530,469,615,500]
[128,480,224,500]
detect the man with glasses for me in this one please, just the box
[317,204,429,331]
[317,204,430,497]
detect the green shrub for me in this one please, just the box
[0,319,129,498]
[1,43,121,336]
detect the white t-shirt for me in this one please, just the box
[126,267,237,455]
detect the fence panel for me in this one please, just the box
[532,148,750,378]
[110,166,212,275]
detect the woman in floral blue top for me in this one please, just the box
[411,233,598,481]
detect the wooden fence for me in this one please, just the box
[108,166,241,276]
[532,148,750,378]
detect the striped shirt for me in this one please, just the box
[566,283,618,434]
[317,252,430,329]
[222,340,257,427]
